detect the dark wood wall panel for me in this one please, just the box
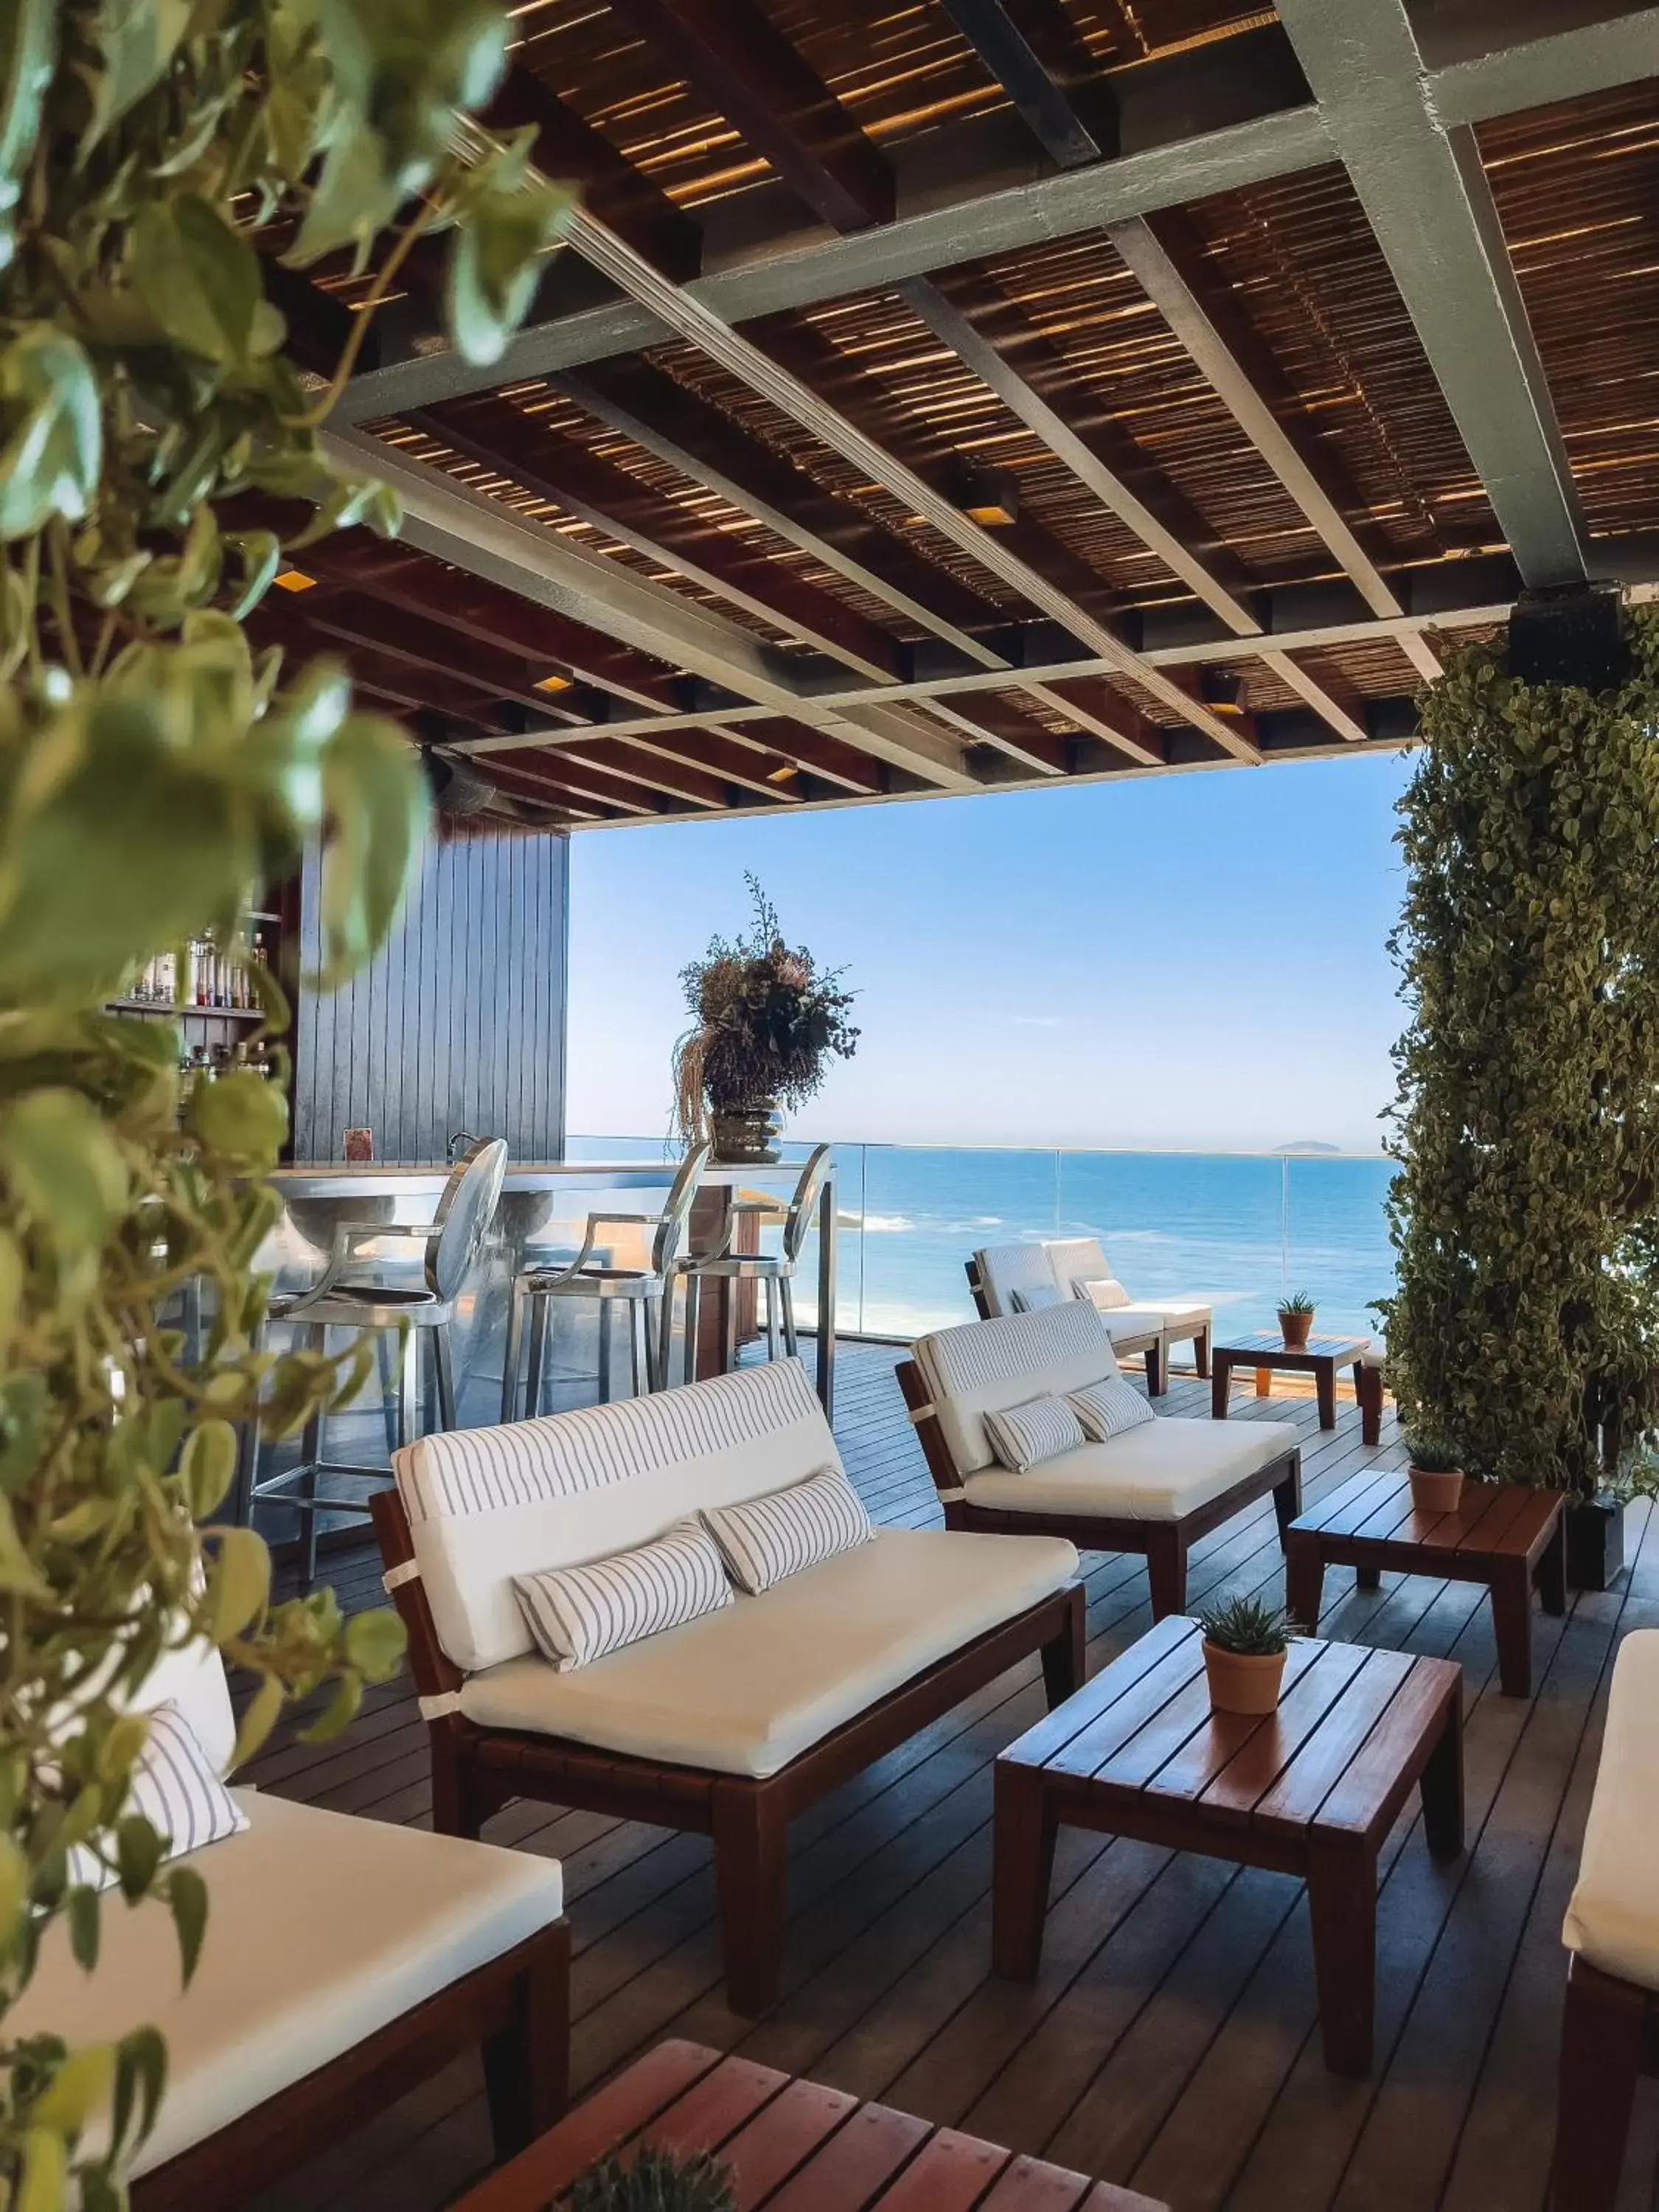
[293,828,568,1165]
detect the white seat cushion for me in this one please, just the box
[458,1526,1079,1780]
[1100,1298,1213,1336]
[12,1789,563,2177]
[962,1416,1300,1523]
[1563,1628,1659,1989]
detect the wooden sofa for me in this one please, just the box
[968,1241,1169,1394]
[1553,1628,1659,2211]
[371,1357,1085,2015]
[12,1635,569,2212]
[899,1302,1301,1620]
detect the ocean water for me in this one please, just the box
[568,1136,1397,1346]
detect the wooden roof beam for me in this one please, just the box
[602,0,891,232]
[325,423,983,790]
[1256,650,1372,743]
[1275,0,1588,588]
[562,358,1007,663]
[938,0,1119,169]
[1417,0,1659,123]
[403,395,908,683]
[299,591,581,720]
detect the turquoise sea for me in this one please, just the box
[569,1137,1397,1346]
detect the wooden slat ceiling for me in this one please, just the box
[262,1,1659,827]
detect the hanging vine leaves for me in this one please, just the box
[0,4,576,2202]
[1382,613,1659,1492]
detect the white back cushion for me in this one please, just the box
[1046,1237,1115,1298]
[915,1303,1116,1475]
[397,1357,842,1674]
[974,1242,1061,1318]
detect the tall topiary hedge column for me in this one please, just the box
[1382,611,1659,1492]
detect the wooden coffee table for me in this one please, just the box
[1211,1329,1371,1430]
[453,2037,1169,2211]
[1284,1466,1567,1697]
[992,1614,1464,2076]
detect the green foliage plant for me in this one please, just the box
[569,2146,737,2212]
[1196,1594,1294,1658]
[672,877,859,1143]
[0,4,574,2200]
[1277,1291,1315,1318]
[1381,617,1659,1494]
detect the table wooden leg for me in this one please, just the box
[1315,1359,1337,1429]
[1211,1357,1231,1421]
[1419,1688,1465,1860]
[1537,1512,1568,1618]
[1489,1561,1535,1698]
[1356,1565,1382,1590]
[1306,1836,1377,2076]
[992,1764,1058,1981]
[1284,1533,1324,1630]
[1355,1360,1383,1447]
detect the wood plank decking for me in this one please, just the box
[244,1346,1658,2212]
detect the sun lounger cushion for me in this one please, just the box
[983,1394,1087,1470]
[1077,1275,1132,1308]
[915,1301,1120,1475]
[701,1464,872,1594]
[1069,1374,1156,1442]
[69,1700,247,1890]
[11,1787,563,2178]
[457,1526,1079,1779]
[964,1415,1300,1523]
[973,1242,1062,1318]
[1563,1628,1659,1990]
[394,1357,843,1674]
[514,1518,732,1671]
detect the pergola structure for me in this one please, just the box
[258,0,1659,826]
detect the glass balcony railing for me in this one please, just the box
[566,1136,1396,1348]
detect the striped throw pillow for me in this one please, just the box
[1069,1374,1155,1442]
[514,1519,732,1672]
[1077,1276,1132,1310]
[700,1466,873,1596]
[69,1701,248,1891]
[983,1394,1086,1470]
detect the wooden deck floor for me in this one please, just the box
[245,1346,1658,2212]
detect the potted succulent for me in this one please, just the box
[1277,1290,1316,1350]
[673,877,858,1164]
[1197,1594,1295,1716]
[572,2146,736,2210]
[1405,1435,1466,1515]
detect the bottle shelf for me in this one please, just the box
[108,999,265,1021]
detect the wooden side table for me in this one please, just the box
[992,1615,1464,2076]
[1210,1330,1371,1430]
[1284,1467,1567,1696]
[452,2038,1169,2211]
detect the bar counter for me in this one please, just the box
[255,1158,837,1444]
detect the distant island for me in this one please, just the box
[1273,1140,1343,1154]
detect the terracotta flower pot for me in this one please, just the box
[1203,1641,1287,1717]
[1278,1310,1313,1350]
[1408,1464,1465,1514]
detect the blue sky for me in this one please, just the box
[566,748,1415,1154]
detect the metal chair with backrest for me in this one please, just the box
[502,1141,711,1419]
[673,1143,832,1386]
[243,1138,508,1586]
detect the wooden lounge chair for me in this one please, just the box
[967,1241,1169,1394]
[1044,1235,1214,1382]
[12,1636,569,2212]
[1552,1628,1659,2211]
[899,1303,1301,1620]
[372,1357,1085,2016]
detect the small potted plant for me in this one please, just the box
[1277,1290,1316,1349]
[1197,1593,1295,1716]
[572,2146,736,2211]
[1405,1434,1465,1515]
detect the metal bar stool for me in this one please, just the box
[501,1141,711,1421]
[240,1138,507,1586]
[674,1144,832,1386]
